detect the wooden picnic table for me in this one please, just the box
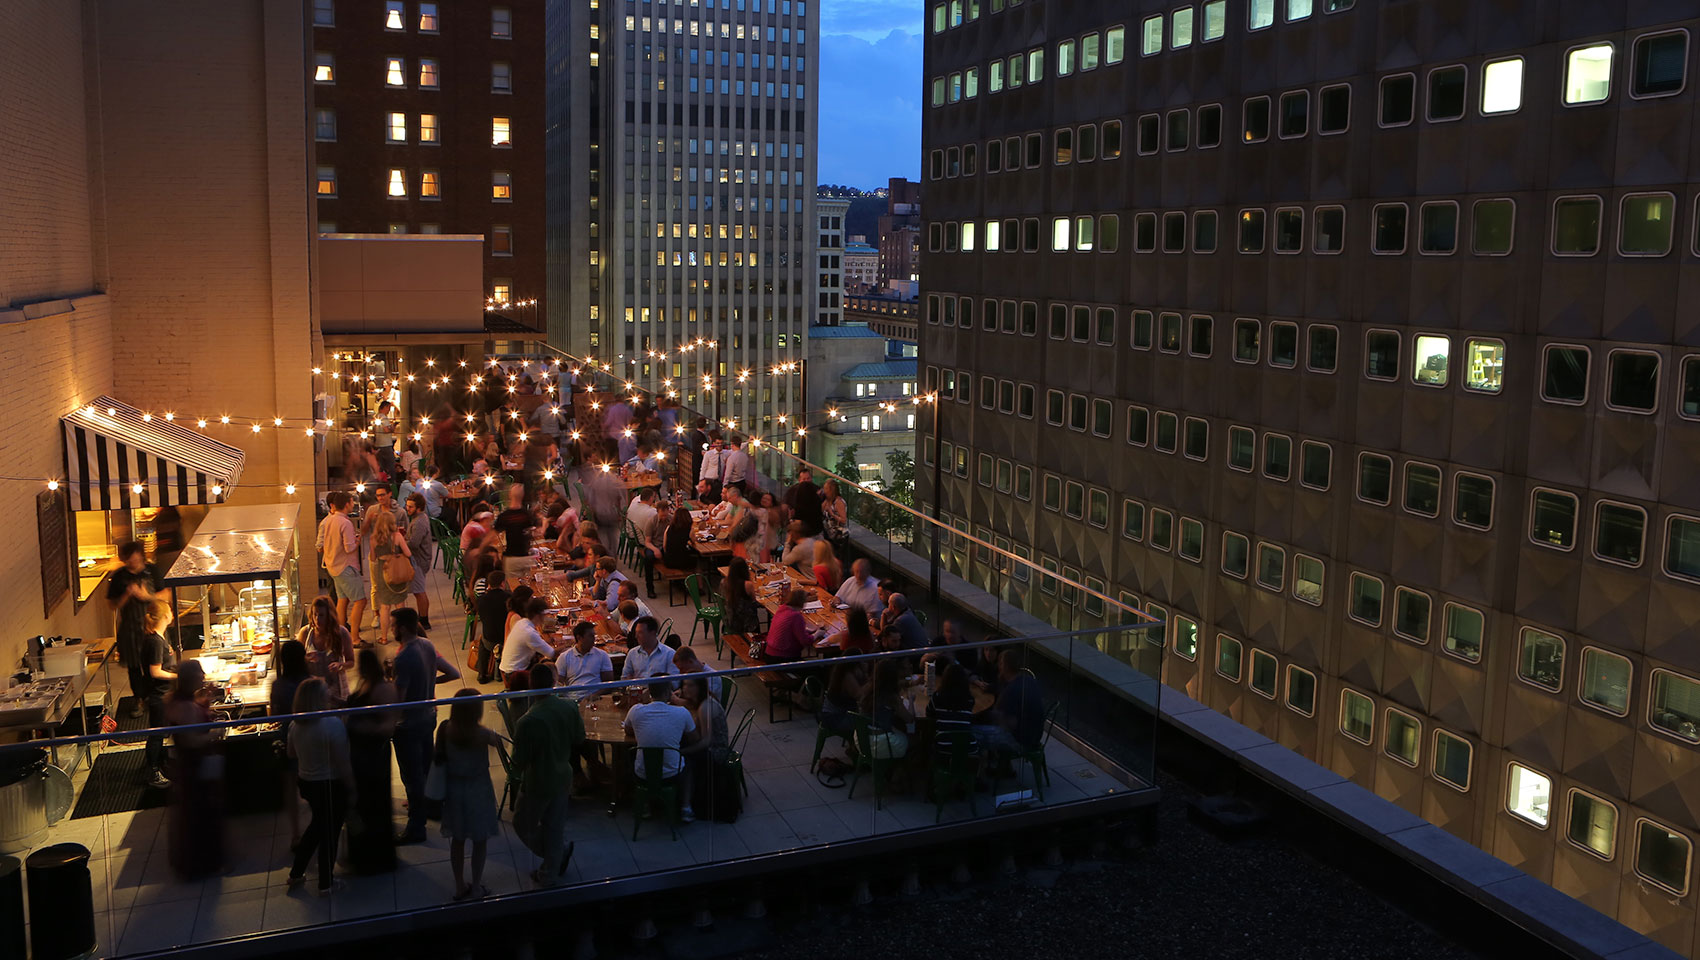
[911,682,997,718]
[720,562,846,640]
[620,471,662,490]
[578,693,641,745]
[689,512,738,558]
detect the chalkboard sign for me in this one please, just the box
[38,488,70,617]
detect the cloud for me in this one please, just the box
[821,0,920,41]
[818,28,922,189]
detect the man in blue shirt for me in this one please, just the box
[971,650,1045,758]
[390,608,461,843]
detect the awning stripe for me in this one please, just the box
[61,396,245,511]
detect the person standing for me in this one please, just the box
[784,468,823,537]
[437,690,502,900]
[404,493,436,630]
[269,639,312,850]
[627,489,662,599]
[721,438,749,496]
[474,569,511,685]
[107,541,161,719]
[286,678,354,896]
[494,483,538,582]
[343,648,397,874]
[166,660,223,878]
[392,608,461,845]
[368,509,412,644]
[296,596,353,701]
[137,600,179,790]
[511,662,584,887]
[318,492,367,643]
[697,438,724,504]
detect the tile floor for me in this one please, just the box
[17,546,1123,958]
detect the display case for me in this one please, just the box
[161,502,304,713]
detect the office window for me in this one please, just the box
[1293,555,1323,605]
[1103,120,1123,158]
[1234,319,1260,363]
[386,56,405,87]
[1179,519,1204,562]
[1248,0,1274,30]
[1042,475,1062,512]
[1636,820,1692,895]
[1202,0,1226,39]
[1217,635,1243,681]
[1287,666,1317,715]
[1166,110,1189,151]
[1263,434,1291,481]
[1348,573,1383,626]
[1192,211,1218,253]
[1481,58,1524,113]
[385,0,404,30]
[1170,7,1193,48]
[1131,310,1153,349]
[1227,426,1255,471]
[1553,196,1602,254]
[1307,325,1338,372]
[1412,333,1450,385]
[1565,43,1614,104]
[1287,0,1312,19]
[1197,104,1223,148]
[1379,73,1414,126]
[419,170,439,198]
[1106,26,1126,64]
[1357,453,1392,505]
[1141,15,1162,55]
[312,0,334,27]
[492,224,512,256]
[1183,418,1209,460]
[1507,763,1552,826]
[1052,217,1071,251]
[314,51,335,83]
[1538,344,1591,405]
[1127,405,1149,445]
[314,108,336,140]
[1274,208,1303,252]
[1222,532,1249,578]
[1319,83,1350,133]
[1094,399,1114,438]
[1300,442,1331,490]
[1256,543,1285,592]
[1667,516,1700,582]
[418,2,438,31]
[1278,90,1308,138]
[1419,202,1458,255]
[1473,199,1515,254]
[1579,646,1632,716]
[1633,31,1688,98]
[492,117,512,147]
[1173,616,1198,659]
[1528,489,1579,550]
[1568,791,1618,859]
[1384,709,1421,766]
[1150,509,1173,550]
[1134,213,1157,253]
[1651,670,1700,742]
[492,171,512,201]
[1122,500,1145,541]
[1045,389,1064,425]
[1394,588,1431,643]
[1137,114,1160,154]
[1155,412,1178,452]
[1428,65,1466,120]
[387,168,406,197]
[315,166,337,197]
[1160,313,1182,352]
[1372,204,1408,254]
[419,58,439,88]
[1519,628,1566,691]
[1465,338,1505,393]
[1608,350,1660,412]
[1403,463,1441,517]
[386,111,407,143]
[1250,649,1278,698]
[1238,209,1265,253]
[1340,690,1374,743]
[1594,501,1647,567]
[1433,731,1472,790]
[1366,329,1400,380]
[1189,315,1213,357]
[1621,193,1675,256]
[492,62,512,93]
[1243,96,1270,142]
[1443,604,1484,662]
[1453,473,1495,529]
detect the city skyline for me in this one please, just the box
[819,0,921,188]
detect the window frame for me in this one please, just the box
[1649,668,1700,744]
[1348,572,1384,627]
[1441,601,1485,664]
[1563,41,1616,106]
[1634,819,1693,896]
[1541,343,1592,405]
[1371,203,1409,255]
[1452,471,1496,531]
[1248,648,1279,699]
[1471,198,1517,256]
[1356,452,1393,506]
[1431,729,1474,792]
[1592,499,1647,568]
[1618,191,1677,258]
[1255,542,1286,593]
[1299,440,1332,492]
[1630,29,1690,100]
[1377,72,1416,128]
[1605,347,1662,414]
[1577,645,1633,717]
[1425,63,1469,123]
[1293,554,1324,606]
[1340,689,1374,744]
[1216,634,1244,682]
[1565,788,1620,861]
[1551,195,1604,257]
[1285,665,1318,717]
[1401,460,1443,518]
[1392,586,1432,644]
[1383,707,1422,768]
[1506,761,1554,828]
[1517,627,1567,693]
[1663,514,1700,584]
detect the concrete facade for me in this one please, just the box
[816,196,849,326]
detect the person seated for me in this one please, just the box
[623,680,700,818]
[662,506,695,570]
[555,620,615,689]
[819,660,868,736]
[501,597,565,689]
[834,558,883,618]
[673,675,730,820]
[922,617,980,675]
[879,593,929,651]
[969,651,1046,760]
[672,645,724,701]
[763,588,814,663]
[709,486,746,529]
[614,580,654,623]
[820,604,875,655]
[779,521,814,569]
[627,449,661,474]
[720,558,761,637]
[858,658,915,763]
[811,538,842,593]
[590,557,628,612]
[621,617,678,680]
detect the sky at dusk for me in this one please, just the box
[818,0,922,190]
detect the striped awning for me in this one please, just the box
[61,397,246,511]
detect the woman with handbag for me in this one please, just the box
[287,678,356,895]
[369,508,413,644]
[434,689,502,901]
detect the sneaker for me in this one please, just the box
[680,807,696,824]
[146,770,171,791]
[420,617,434,631]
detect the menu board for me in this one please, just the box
[37,489,69,617]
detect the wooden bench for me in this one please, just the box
[655,563,693,605]
[723,633,796,723]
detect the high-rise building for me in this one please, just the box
[546,0,819,436]
[816,196,849,326]
[310,0,545,327]
[923,2,1700,946]
[877,177,921,287]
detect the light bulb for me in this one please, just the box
[164,412,175,421]
[251,423,262,433]
[197,419,208,428]
[132,483,143,495]
[220,415,231,424]
[305,427,315,436]
[285,484,297,495]
[210,484,223,497]
[141,413,152,422]
[46,480,58,491]
[273,417,284,427]
[355,483,366,493]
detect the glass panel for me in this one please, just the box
[1633,32,1688,97]
[1454,474,1494,528]
[1270,323,1298,367]
[1433,731,1472,789]
[1403,464,1441,516]
[1465,339,1505,392]
[1380,74,1414,125]
[1553,197,1602,254]
[1568,792,1618,858]
[1651,671,1700,742]
[1294,556,1323,604]
[1366,331,1400,378]
[1256,544,1284,590]
[1443,605,1483,662]
[1250,650,1278,696]
[1608,351,1660,411]
[1481,57,1524,113]
[1428,66,1466,119]
[1508,764,1553,825]
[1384,711,1420,765]
[1594,502,1644,565]
[1636,821,1691,894]
[1217,635,1243,680]
[1565,44,1614,104]
[1412,334,1450,385]
[1666,517,1700,581]
[1341,690,1373,743]
[1580,647,1632,715]
[1222,533,1249,578]
[1620,194,1675,255]
[1349,574,1382,625]
[1519,629,1565,690]
[1394,588,1430,642]
[1287,667,1316,714]
[1472,199,1515,254]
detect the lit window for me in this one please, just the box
[1412,333,1450,385]
[387,168,407,198]
[1565,43,1614,104]
[1286,0,1312,20]
[418,2,438,32]
[492,62,512,93]
[1248,0,1274,30]
[315,166,337,197]
[1217,635,1243,681]
[1202,0,1226,40]
[387,111,407,143]
[419,113,439,143]
[1567,790,1618,859]
[1340,690,1373,744]
[314,52,335,83]
[1105,25,1125,63]
[1293,556,1323,605]
[1463,338,1505,393]
[492,117,512,147]
[1170,7,1193,49]
[419,58,440,88]
[1480,57,1524,113]
[1051,217,1070,251]
[386,57,405,87]
[385,0,404,30]
[491,7,512,38]
[1141,15,1162,55]
[420,170,439,198]
[1518,628,1566,691]
[1384,709,1420,766]
[1507,763,1553,826]
[492,225,512,256]
[492,171,512,201]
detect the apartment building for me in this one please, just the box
[817,195,849,325]
[922,1,1700,949]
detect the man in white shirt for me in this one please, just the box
[626,490,662,598]
[621,617,678,680]
[502,596,563,678]
[698,439,724,502]
[834,558,884,618]
[555,621,615,689]
[623,680,698,786]
[614,581,654,624]
[722,438,749,494]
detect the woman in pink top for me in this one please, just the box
[763,588,813,662]
[460,510,494,552]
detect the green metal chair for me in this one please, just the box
[430,516,454,544]
[931,731,980,823]
[1011,702,1059,802]
[810,714,854,773]
[723,708,756,797]
[461,609,480,651]
[495,738,516,815]
[719,677,739,716]
[631,746,684,841]
[846,712,897,810]
[683,575,723,650]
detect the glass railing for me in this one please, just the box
[0,630,1157,957]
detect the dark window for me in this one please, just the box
[1278,90,1308,137]
[1077,124,1098,162]
[1197,103,1223,147]
[1379,73,1415,125]
[1166,110,1189,150]
[1137,114,1160,154]
[1314,206,1345,252]
[1404,463,1442,516]
[1160,313,1182,352]
[1319,83,1350,133]
[1531,490,1578,549]
[1595,502,1646,566]
[1163,212,1187,252]
[1633,32,1688,97]
[1155,412,1178,452]
[1190,315,1213,357]
[1543,346,1590,403]
[1553,197,1602,254]
[1132,311,1153,349]
[1234,319,1260,362]
[986,138,1003,172]
[1263,435,1291,480]
[1473,199,1515,254]
[1301,442,1331,489]
[1428,65,1467,120]
[1126,405,1149,445]
[1358,454,1393,505]
[1238,209,1265,253]
[1243,96,1270,141]
[1270,321,1298,368]
[1228,426,1255,470]
[1420,202,1459,254]
[1184,418,1209,459]
[1608,351,1660,412]
[1135,213,1157,253]
[1194,211,1219,252]
[1053,128,1072,164]
[1682,357,1700,417]
[1025,133,1043,167]
[1308,325,1338,372]
[1020,301,1038,335]
[1366,330,1400,379]
[1102,120,1123,158]
[1454,474,1495,528]
[1275,208,1303,252]
[1373,204,1408,254]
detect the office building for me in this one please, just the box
[817,196,849,325]
[310,0,545,327]
[844,235,879,290]
[805,324,916,486]
[877,176,922,286]
[923,1,1700,948]
[545,0,819,436]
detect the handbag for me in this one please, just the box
[383,545,414,589]
[466,642,480,671]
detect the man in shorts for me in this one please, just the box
[318,491,368,641]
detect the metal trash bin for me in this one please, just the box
[0,855,23,960]
[0,747,48,854]
[26,843,95,960]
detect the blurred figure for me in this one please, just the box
[286,678,354,896]
[438,690,502,900]
[343,648,397,874]
[166,660,223,879]
[270,639,312,850]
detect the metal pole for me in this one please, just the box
[714,340,722,425]
[929,398,942,603]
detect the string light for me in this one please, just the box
[197,419,209,428]
[285,484,296,495]
[354,483,366,493]
[305,427,316,436]
[251,423,262,434]
[210,484,223,497]
[132,483,144,495]
[220,415,231,424]
[141,413,153,422]
[273,416,284,427]
[46,480,58,491]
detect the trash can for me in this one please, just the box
[0,855,23,960]
[0,747,48,853]
[26,842,95,960]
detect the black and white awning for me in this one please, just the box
[61,397,245,511]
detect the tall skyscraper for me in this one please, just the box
[309,0,545,325]
[924,2,1700,946]
[546,0,818,435]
